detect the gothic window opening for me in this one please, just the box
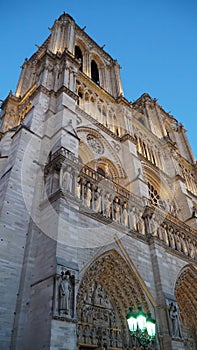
[91,60,100,85]
[77,88,83,106]
[148,182,166,210]
[78,91,83,99]
[97,167,106,177]
[75,45,83,71]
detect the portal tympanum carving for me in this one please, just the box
[77,281,123,349]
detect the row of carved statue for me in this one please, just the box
[43,159,197,261]
[78,323,123,348]
[80,304,117,327]
[60,166,197,260]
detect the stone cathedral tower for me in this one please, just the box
[0,13,196,350]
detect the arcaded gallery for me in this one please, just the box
[0,13,196,350]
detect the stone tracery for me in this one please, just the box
[76,80,121,135]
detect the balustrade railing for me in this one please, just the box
[44,147,197,261]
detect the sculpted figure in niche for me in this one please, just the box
[111,329,116,347]
[59,271,72,315]
[168,227,176,249]
[81,304,89,323]
[94,284,107,306]
[157,224,163,241]
[168,302,181,338]
[76,176,81,199]
[84,325,91,344]
[91,327,97,345]
[188,239,196,258]
[86,305,93,323]
[138,210,145,235]
[129,206,138,230]
[109,310,116,328]
[116,330,122,348]
[114,198,121,223]
[85,183,92,207]
[181,233,188,255]
[168,201,178,217]
[122,203,128,227]
[63,166,73,192]
[162,224,169,245]
[104,193,112,218]
[149,213,158,236]
[175,231,182,251]
[94,188,102,212]
[78,324,84,343]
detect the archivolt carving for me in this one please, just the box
[75,38,87,56]
[90,51,104,67]
[175,265,197,331]
[77,249,150,348]
[78,141,95,165]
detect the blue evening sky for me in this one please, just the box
[0,0,196,158]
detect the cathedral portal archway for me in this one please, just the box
[77,249,152,349]
[175,265,197,349]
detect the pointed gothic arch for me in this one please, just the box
[77,249,153,349]
[175,264,197,340]
[75,45,83,71]
[77,126,126,180]
[88,157,119,180]
[91,59,100,85]
[78,140,95,165]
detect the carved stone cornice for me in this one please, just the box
[162,136,177,150]
[116,94,131,107]
[31,83,78,102]
[53,315,77,323]
[120,133,137,144]
[174,173,185,183]
[55,85,78,101]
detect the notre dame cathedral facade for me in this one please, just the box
[0,13,196,350]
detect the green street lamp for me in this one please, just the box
[126,307,156,349]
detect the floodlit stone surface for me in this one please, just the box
[0,13,196,350]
